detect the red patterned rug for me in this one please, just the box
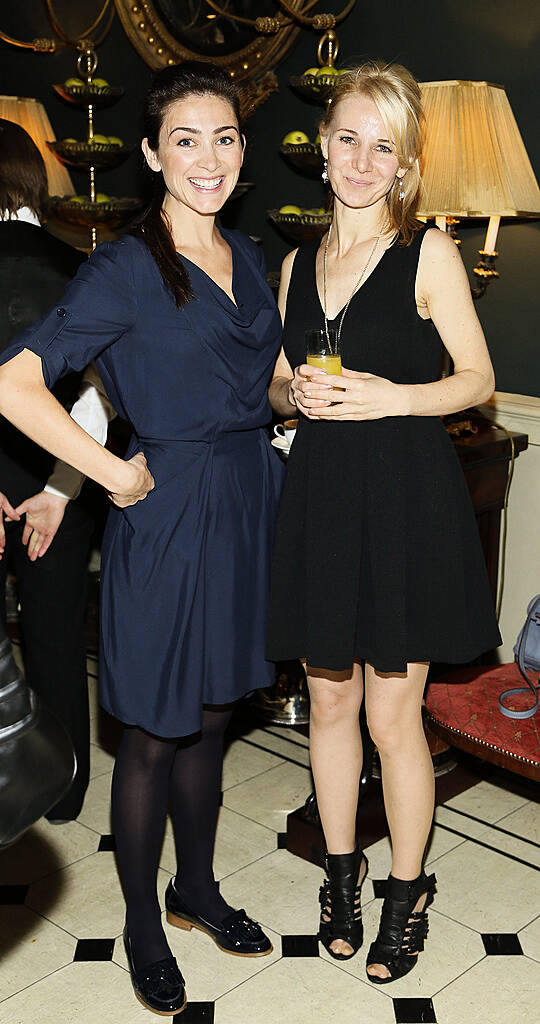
[425,664,539,779]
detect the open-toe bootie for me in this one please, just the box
[366,870,437,984]
[318,847,368,961]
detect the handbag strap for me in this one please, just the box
[499,598,540,720]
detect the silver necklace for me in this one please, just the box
[322,220,382,353]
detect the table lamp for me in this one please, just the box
[417,80,540,297]
[0,95,74,199]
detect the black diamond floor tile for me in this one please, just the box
[372,879,387,898]
[0,884,28,904]
[282,934,319,957]
[277,832,288,849]
[179,1002,214,1022]
[393,997,437,1023]
[73,938,115,961]
[481,932,524,955]
[98,834,117,852]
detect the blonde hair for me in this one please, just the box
[320,61,424,244]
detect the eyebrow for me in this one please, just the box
[336,127,392,143]
[168,124,239,137]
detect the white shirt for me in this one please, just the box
[2,207,114,500]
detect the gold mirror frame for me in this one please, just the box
[114,1,303,79]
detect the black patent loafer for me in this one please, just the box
[165,879,273,957]
[123,927,186,1016]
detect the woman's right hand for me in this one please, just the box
[108,452,155,508]
[290,364,333,417]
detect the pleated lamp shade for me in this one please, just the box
[417,80,540,218]
[0,95,74,197]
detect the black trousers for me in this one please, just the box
[0,499,93,820]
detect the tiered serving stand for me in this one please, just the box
[47,47,140,251]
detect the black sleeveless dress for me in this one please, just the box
[266,228,501,673]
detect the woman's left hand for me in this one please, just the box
[300,366,409,420]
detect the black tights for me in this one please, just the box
[111,705,234,969]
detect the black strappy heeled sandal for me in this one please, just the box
[318,847,368,961]
[366,870,437,984]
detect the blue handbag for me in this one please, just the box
[499,594,540,720]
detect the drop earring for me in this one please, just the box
[322,159,329,184]
[398,178,405,201]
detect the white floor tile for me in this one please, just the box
[0,961,153,1024]
[215,957,395,1024]
[0,819,98,885]
[223,761,313,831]
[27,851,170,939]
[242,726,311,766]
[88,742,115,780]
[443,780,529,823]
[519,914,540,962]
[0,906,75,1001]
[159,806,277,880]
[430,839,539,933]
[222,739,284,790]
[76,772,112,836]
[220,848,326,935]
[434,954,538,1024]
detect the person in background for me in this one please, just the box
[0,119,113,822]
[267,62,500,983]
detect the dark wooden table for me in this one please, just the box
[285,416,529,866]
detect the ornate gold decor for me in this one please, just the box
[114,0,356,68]
[0,0,114,53]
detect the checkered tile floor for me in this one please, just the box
[0,655,538,1023]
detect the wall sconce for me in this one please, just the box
[417,80,540,298]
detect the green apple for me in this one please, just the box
[92,77,109,88]
[303,67,319,77]
[278,205,302,216]
[69,195,86,204]
[282,130,310,146]
[63,138,78,144]
[95,193,110,203]
[64,77,84,88]
[107,136,123,146]
[306,207,326,215]
[90,134,110,145]
[316,66,339,77]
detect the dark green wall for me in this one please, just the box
[1,2,538,396]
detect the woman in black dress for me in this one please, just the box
[267,62,500,982]
[0,63,282,1015]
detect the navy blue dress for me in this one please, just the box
[0,230,284,736]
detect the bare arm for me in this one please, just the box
[269,250,297,418]
[404,227,495,414]
[0,349,149,504]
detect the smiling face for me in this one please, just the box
[320,93,406,212]
[142,92,244,216]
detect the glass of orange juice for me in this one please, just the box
[305,328,342,377]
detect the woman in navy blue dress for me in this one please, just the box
[0,63,282,1015]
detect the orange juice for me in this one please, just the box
[306,354,342,376]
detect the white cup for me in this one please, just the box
[274,419,298,445]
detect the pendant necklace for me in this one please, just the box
[322,220,382,352]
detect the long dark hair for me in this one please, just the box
[134,61,242,308]
[0,118,48,222]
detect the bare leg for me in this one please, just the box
[364,661,434,979]
[308,661,366,956]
